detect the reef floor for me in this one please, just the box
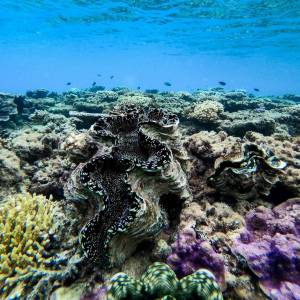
[0,87,300,300]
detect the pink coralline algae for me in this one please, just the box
[166,228,226,289]
[233,198,300,300]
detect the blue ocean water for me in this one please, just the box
[0,0,300,95]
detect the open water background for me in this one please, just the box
[1,0,300,95]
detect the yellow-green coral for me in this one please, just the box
[0,193,78,299]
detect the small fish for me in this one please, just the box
[164,81,172,87]
[137,86,141,90]
[59,16,68,22]
[218,81,226,86]
[97,74,101,77]
[110,75,114,79]
[92,81,97,86]
[66,82,71,86]
[254,88,260,92]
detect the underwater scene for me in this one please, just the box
[1,1,300,300]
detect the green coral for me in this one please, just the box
[107,262,223,300]
[0,193,78,299]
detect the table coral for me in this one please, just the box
[106,262,223,300]
[65,105,190,267]
[233,198,300,300]
[0,193,81,299]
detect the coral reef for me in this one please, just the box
[106,262,223,300]
[0,193,81,299]
[26,89,51,99]
[208,143,287,201]
[65,105,190,267]
[2,87,300,300]
[0,93,18,123]
[233,198,300,300]
[8,128,55,163]
[219,111,276,137]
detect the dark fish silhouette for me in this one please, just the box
[254,88,260,92]
[66,82,71,86]
[92,82,97,86]
[97,74,101,77]
[137,86,141,90]
[59,16,68,22]
[218,81,226,86]
[164,82,172,86]
[110,75,114,79]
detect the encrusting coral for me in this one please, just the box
[167,228,226,290]
[106,262,223,300]
[65,105,190,267]
[0,193,81,299]
[233,198,300,300]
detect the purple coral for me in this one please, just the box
[81,285,107,300]
[167,228,226,288]
[233,198,300,300]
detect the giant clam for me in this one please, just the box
[65,105,190,266]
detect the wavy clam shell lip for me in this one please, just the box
[65,105,190,266]
[106,262,223,300]
[208,143,287,200]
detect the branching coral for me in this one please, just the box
[0,193,81,299]
[65,105,190,267]
[233,198,300,300]
[106,262,223,300]
[208,143,287,201]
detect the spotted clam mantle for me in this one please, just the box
[65,105,190,266]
